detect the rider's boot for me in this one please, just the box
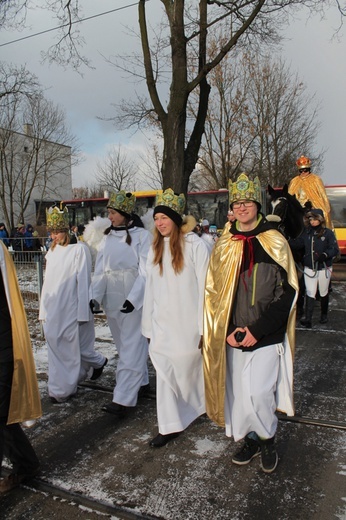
[300,296,315,328]
[319,295,329,324]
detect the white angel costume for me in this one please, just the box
[142,231,210,435]
[39,242,106,402]
[91,225,152,407]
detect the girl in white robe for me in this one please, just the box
[90,191,152,417]
[39,205,106,403]
[141,189,210,448]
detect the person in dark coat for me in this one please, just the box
[0,223,10,248]
[0,241,41,494]
[289,208,339,327]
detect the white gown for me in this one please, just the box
[91,226,152,407]
[39,243,104,401]
[142,232,210,435]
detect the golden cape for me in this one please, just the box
[203,228,299,427]
[0,242,42,425]
[288,173,332,229]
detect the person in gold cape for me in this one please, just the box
[0,241,41,494]
[288,155,332,229]
[203,173,298,474]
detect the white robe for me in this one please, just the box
[142,232,210,435]
[91,226,152,406]
[39,243,103,401]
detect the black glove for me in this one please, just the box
[89,299,102,314]
[120,300,134,314]
[316,252,327,265]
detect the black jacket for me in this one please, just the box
[227,216,296,351]
[289,226,339,270]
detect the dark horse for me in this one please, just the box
[267,184,312,316]
[267,184,309,240]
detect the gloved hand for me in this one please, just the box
[316,252,327,265]
[120,300,134,314]
[89,299,102,314]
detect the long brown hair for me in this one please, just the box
[153,223,185,275]
[50,231,70,250]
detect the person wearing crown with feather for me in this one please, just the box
[90,191,152,418]
[141,189,210,448]
[39,204,107,403]
[203,173,299,473]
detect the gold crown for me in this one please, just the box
[296,155,311,170]
[107,191,136,215]
[229,173,261,205]
[155,188,185,215]
[46,204,69,231]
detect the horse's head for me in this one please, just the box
[267,184,306,239]
[267,184,289,220]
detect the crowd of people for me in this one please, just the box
[0,156,340,494]
[0,223,43,260]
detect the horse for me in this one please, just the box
[267,184,312,316]
[267,184,309,240]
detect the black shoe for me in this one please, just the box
[149,432,180,448]
[90,358,108,381]
[232,440,261,465]
[300,317,312,328]
[0,467,39,494]
[260,440,278,474]
[102,402,127,417]
[138,383,151,398]
[319,315,328,324]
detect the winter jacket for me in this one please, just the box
[289,225,339,270]
[227,216,296,351]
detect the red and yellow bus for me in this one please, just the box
[35,185,346,255]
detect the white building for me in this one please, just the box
[0,124,72,230]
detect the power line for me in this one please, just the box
[0,2,140,48]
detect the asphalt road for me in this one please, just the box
[1,280,345,520]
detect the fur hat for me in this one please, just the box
[306,208,324,222]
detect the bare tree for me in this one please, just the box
[137,140,164,190]
[191,52,322,190]
[1,1,343,195]
[0,64,79,230]
[95,144,137,193]
[0,62,40,101]
[135,0,333,194]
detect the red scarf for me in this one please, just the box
[232,234,256,287]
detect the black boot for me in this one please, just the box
[260,437,278,474]
[300,296,315,328]
[320,295,329,324]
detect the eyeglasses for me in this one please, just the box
[300,168,310,173]
[232,201,255,209]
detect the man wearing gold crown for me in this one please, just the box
[91,191,152,418]
[203,173,299,473]
[39,204,107,403]
[0,241,41,493]
[288,155,332,229]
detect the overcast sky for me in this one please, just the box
[1,1,345,188]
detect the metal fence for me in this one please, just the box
[9,248,45,312]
